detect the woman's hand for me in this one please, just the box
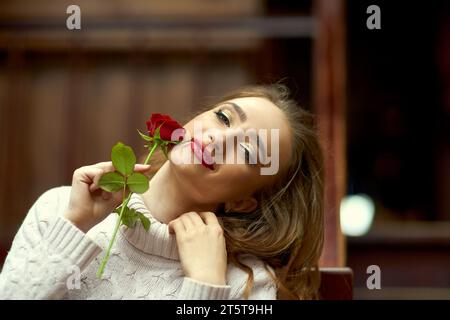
[168,211,228,286]
[63,161,151,233]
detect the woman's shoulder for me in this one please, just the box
[227,254,277,299]
[29,185,72,220]
[228,254,275,278]
[39,185,71,198]
[35,185,71,206]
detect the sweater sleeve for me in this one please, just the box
[0,186,102,299]
[177,258,277,300]
[177,277,231,300]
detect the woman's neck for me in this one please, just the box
[140,161,216,224]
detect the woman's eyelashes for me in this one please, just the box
[214,108,231,127]
[214,108,255,165]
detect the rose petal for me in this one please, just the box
[146,113,184,140]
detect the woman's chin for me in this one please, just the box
[170,161,215,175]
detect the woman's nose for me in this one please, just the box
[222,127,244,142]
[204,127,242,148]
[205,132,215,145]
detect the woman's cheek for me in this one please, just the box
[216,165,255,188]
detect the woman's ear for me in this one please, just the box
[226,197,258,213]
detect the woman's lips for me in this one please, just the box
[190,138,215,170]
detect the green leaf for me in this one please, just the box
[98,172,125,192]
[137,129,152,142]
[154,126,161,140]
[138,212,151,231]
[121,207,139,228]
[127,172,149,193]
[111,142,136,176]
[115,206,150,230]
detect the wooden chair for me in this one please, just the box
[319,267,353,300]
[276,267,353,300]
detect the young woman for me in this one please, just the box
[0,84,324,300]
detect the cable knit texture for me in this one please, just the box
[0,186,277,300]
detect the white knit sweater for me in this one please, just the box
[0,186,277,300]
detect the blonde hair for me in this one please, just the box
[143,84,324,299]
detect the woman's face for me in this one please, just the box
[169,96,292,211]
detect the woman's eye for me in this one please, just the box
[214,109,230,127]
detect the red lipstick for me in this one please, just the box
[190,138,215,170]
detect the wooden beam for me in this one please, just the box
[313,0,347,267]
[0,17,315,52]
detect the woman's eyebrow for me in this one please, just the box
[226,102,247,122]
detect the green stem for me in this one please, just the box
[96,141,159,278]
[97,185,130,278]
[144,142,159,165]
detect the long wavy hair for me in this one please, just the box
[142,84,324,299]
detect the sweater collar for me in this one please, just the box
[119,192,179,260]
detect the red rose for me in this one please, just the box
[146,114,185,141]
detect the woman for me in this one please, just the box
[0,84,324,300]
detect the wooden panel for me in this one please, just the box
[27,56,71,200]
[313,0,347,267]
[0,0,262,21]
[0,51,30,242]
[0,0,267,51]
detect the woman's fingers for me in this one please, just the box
[74,167,104,186]
[91,161,115,172]
[87,162,151,193]
[198,211,219,226]
[169,211,227,286]
[185,211,205,227]
[134,164,152,172]
[168,218,186,234]
[171,212,206,232]
[83,162,113,192]
[169,211,219,236]
[178,212,204,230]
[65,161,150,233]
